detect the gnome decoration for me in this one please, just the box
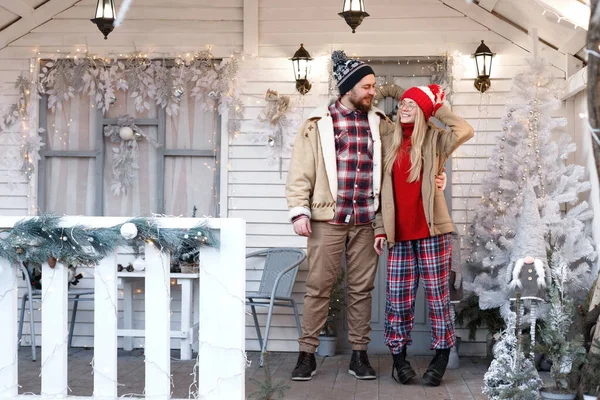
[507,183,548,302]
[506,183,549,354]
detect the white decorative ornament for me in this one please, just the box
[132,257,146,271]
[173,85,185,100]
[119,126,134,141]
[120,223,138,240]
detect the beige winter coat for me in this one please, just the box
[285,104,395,222]
[374,105,474,246]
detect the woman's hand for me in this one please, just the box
[435,167,447,191]
[374,237,386,256]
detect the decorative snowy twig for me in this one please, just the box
[257,89,296,178]
[104,114,160,196]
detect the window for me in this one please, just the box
[38,90,220,217]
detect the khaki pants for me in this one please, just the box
[298,220,378,353]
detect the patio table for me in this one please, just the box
[116,272,199,360]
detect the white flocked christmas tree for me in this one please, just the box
[462,31,596,317]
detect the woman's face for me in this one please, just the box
[399,99,418,124]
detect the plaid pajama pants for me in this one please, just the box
[385,233,455,354]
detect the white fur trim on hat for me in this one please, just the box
[417,85,436,103]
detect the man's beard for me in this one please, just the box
[349,94,373,113]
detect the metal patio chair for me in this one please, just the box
[245,248,306,366]
[17,263,94,361]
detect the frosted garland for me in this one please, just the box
[0,214,218,268]
[37,51,243,117]
[0,51,247,186]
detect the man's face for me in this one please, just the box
[348,74,376,113]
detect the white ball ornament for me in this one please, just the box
[119,126,134,141]
[120,223,138,240]
[132,258,146,271]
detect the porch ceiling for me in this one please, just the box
[0,0,589,64]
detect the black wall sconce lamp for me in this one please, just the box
[473,40,495,93]
[291,44,313,95]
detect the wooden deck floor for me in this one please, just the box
[16,347,528,399]
[245,352,491,400]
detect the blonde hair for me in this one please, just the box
[384,107,428,182]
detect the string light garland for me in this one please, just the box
[530,0,590,30]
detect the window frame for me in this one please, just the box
[37,95,221,216]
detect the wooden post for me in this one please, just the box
[588,0,600,181]
[0,259,18,398]
[179,278,193,360]
[588,0,600,353]
[197,219,246,399]
[41,261,69,399]
[144,243,171,400]
[93,253,118,399]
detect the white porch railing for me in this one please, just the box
[0,217,246,400]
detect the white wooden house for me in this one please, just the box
[0,0,596,378]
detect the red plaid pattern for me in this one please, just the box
[329,100,375,225]
[385,233,455,353]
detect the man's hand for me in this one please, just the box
[293,217,312,237]
[435,168,447,191]
[374,237,386,256]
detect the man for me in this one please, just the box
[286,50,445,381]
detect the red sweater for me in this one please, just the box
[392,123,430,241]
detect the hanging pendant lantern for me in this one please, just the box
[339,0,370,33]
[91,0,117,40]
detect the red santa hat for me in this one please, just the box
[400,84,445,120]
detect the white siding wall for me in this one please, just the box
[0,0,576,353]
[0,59,30,216]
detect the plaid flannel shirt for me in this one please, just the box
[329,100,375,225]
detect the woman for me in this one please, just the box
[373,84,474,386]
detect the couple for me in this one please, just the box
[285,51,474,385]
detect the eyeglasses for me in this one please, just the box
[399,101,417,111]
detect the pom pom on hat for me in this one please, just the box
[331,50,375,97]
[401,84,445,120]
[331,50,347,65]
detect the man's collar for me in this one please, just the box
[334,99,354,116]
[307,102,387,121]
